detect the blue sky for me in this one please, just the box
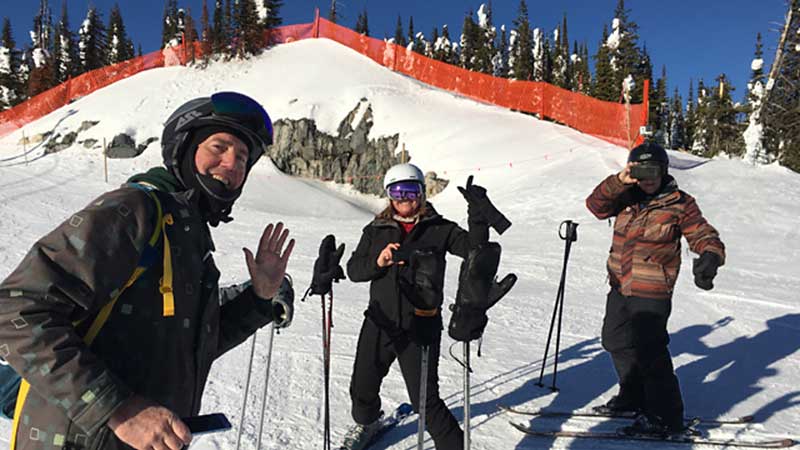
[2,1,788,104]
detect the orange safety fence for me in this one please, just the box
[0,14,647,150]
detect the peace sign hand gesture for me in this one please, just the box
[243,222,296,300]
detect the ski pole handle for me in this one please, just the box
[559,220,578,242]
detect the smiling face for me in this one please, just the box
[194,132,249,190]
[391,199,421,217]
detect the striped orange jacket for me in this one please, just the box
[586,174,726,300]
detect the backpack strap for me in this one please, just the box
[10,184,173,449]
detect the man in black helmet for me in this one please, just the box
[586,141,726,436]
[0,92,295,450]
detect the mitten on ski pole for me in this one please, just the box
[448,242,516,342]
[458,175,512,236]
[272,274,295,329]
[693,251,721,290]
[309,234,346,296]
[399,249,444,346]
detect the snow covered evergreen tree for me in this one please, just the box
[78,6,107,73]
[510,0,533,80]
[474,3,497,75]
[200,0,212,60]
[234,0,264,57]
[53,0,78,84]
[668,87,686,149]
[707,74,745,157]
[604,0,647,102]
[459,10,478,70]
[685,79,696,146]
[652,65,669,146]
[432,25,455,64]
[162,0,180,48]
[743,32,768,164]
[551,25,568,88]
[761,0,799,171]
[592,24,615,100]
[0,18,24,109]
[691,79,711,155]
[493,25,508,77]
[107,3,135,65]
[28,0,56,97]
[262,0,284,33]
[211,0,226,54]
[532,27,545,81]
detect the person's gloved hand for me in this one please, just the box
[272,275,295,329]
[410,314,441,347]
[457,175,511,235]
[309,235,346,296]
[693,251,721,290]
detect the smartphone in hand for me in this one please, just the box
[182,413,232,436]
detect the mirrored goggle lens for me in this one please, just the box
[211,92,274,145]
[387,182,422,200]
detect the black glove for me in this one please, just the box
[309,235,346,296]
[410,314,441,347]
[272,275,295,329]
[398,249,443,311]
[693,251,721,291]
[458,175,511,236]
[449,273,516,342]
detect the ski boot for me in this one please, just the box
[340,413,385,450]
[618,413,699,438]
[592,395,642,417]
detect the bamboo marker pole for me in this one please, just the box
[103,138,108,183]
[22,130,28,165]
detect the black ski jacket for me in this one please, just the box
[347,204,471,330]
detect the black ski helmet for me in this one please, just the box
[628,141,669,165]
[160,92,273,224]
[161,92,273,187]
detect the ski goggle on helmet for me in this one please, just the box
[386,181,423,201]
[162,92,274,181]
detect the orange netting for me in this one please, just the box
[0,15,647,149]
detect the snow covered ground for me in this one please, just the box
[1,39,798,449]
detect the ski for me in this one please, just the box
[509,422,797,448]
[338,403,414,450]
[499,404,754,425]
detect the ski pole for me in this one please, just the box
[417,345,429,450]
[463,342,471,450]
[236,332,258,450]
[536,220,578,391]
[255,322,276,450]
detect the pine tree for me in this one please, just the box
[493,24,507,77]
[685,79,696,146]
[108,3,135,64]
[184,7,199,62]
[200,0,212,59]
[551,24,567,88]
[459,11,478,70]
[743,32,767,164]
[668,87,685,149]
[162,0,180,48]
[577,42,592,94]
[52,0,77,84]
[262,0,283,29]
[78,6,107,73]
[691,79,712,155]
[1,18,23,108]
[532,27,545,81]
[542,35,553,83]
[474,3,497,75]
[27,0,56,97]
[606,0,646,102]
[328,0,338,24]
[652,65,669,146]
[511,0,533,80]
[407,16,416,49]
[212,0,226,55]
[706,74,745,157]
[432,24,454,64]
[593,24,615,100]
[234,0,263,57]
[393,15,406,47]
[354,8,369,36]
[224,0,234,57]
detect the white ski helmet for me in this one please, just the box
[383,163,425,190]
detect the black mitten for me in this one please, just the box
[458,175,511,235]
[310,235,346,296]
[399,249,443,311]
[693,251,721,291]
[448,242,503,342]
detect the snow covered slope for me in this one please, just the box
[1,39,798,449]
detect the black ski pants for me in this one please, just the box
[349,314,463,450]
[601,289,684,429]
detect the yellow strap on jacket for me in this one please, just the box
[10,188,174,449]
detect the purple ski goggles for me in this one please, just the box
[386,181,423,201]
